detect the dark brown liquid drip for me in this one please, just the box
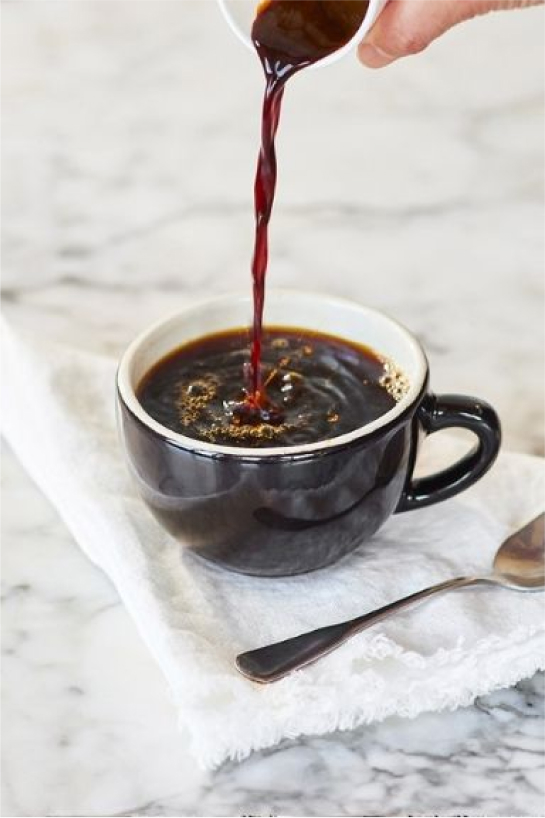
[248,0,370,417]
[137,327,406,448]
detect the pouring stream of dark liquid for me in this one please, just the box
[247,0,370,416]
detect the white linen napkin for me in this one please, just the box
[2,315,544,768]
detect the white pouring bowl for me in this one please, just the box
[217,0,388,69]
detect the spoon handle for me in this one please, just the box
[236,575,486,683]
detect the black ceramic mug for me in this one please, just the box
[116,292,501,576]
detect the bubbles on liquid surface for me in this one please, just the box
[139,330,410,448]
[379,358,410,402]
[175,375,220,431]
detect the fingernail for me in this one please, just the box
[358,42,396,69]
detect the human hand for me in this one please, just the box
[358,0,543,68]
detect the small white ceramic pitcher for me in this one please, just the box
[217,0,388,69]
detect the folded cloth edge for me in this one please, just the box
[184,628,544,767]
[2,316,544,769]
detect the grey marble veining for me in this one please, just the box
[1,1,544,816]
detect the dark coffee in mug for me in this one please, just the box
[118,293,501,575]
[137,327,409,447]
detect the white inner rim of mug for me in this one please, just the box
[117,291,428,458]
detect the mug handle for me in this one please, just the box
[396,393,501,512]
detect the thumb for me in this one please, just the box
[358,0,540,69]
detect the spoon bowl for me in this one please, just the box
[493,513,545,589]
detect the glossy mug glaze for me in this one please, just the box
[116,292,501,576]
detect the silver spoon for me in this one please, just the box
[236,513,544,684]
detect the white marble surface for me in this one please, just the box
[1,1,544,816]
